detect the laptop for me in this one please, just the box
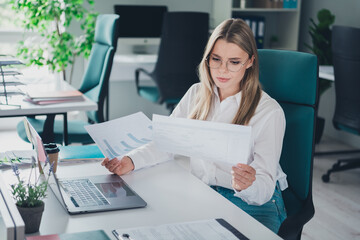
[22,117,147,215]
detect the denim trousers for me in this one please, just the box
[211,183,287,233]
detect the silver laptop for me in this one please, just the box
[23,118,147,215]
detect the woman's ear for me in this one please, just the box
[245,55,255,69]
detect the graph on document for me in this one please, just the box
[84,112,153,160]
[100,133,151,159]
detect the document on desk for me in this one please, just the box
[152,114,252,164]
[85,112,153,160]
[112,218,249,240]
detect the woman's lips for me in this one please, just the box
[217,77,230,82]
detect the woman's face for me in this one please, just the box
[209,39,253,101]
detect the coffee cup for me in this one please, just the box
[44,143,60,173]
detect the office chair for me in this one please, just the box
[135,12,209,112]
[258,50,317,240]
[17,14,120,145]
[320,25,360,182]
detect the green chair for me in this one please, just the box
[17,14,120,145]
[258,49,317,239]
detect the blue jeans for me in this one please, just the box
[211,183,287,233]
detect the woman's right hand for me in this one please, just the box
[101,156,134,176]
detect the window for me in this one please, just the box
[0,0,24,56]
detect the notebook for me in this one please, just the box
[22,117,147,215]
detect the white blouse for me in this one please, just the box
[127,83,288,205]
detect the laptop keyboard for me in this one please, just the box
[60,179,110,208]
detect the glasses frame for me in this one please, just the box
[206,54,250,72]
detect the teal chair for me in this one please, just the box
[258,50,317,239]
[17,14,120,145]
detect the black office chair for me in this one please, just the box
[321,25,360,182]
[258,50,318,240]
[135,12,209,112]
[17,14,120,145]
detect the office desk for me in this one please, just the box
[0,79,97,145]
[2,160,281,240]
[319,65,334,81]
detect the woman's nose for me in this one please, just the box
[219,61,229,73]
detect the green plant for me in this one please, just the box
[10,157,53,208]
[10,0,98,84]
[305,9,335,97]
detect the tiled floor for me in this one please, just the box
[1,125,359,239]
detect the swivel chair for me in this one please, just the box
[135,12,209,112]
[258,49,318,239]
[321,25,360,182]
[17,14,120,145]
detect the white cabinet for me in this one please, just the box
[212,0,301,50]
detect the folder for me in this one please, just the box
[25,89,84,105]
[58,145,104,161]
[26,229,111,240]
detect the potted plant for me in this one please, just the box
[305,8,335,143]
[10,157,54,233]
[10,0,98,84]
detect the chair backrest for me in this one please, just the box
[79,14,120,123]
[153,12,209,103]
[332,25,360,135]
[258,49,318,239]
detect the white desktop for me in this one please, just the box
[0,172,25,240]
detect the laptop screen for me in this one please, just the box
[22,118,48,164]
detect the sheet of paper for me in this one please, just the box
[85,112,152,160]
[113,219,245,240]
[152,114,252,164]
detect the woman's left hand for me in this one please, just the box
[231,163,256,191]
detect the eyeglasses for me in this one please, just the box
[206,54,249,72]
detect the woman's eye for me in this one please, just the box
[230,60,240,65]
[211,57,221,62]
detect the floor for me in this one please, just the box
[0,125,359,239]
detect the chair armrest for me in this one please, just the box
[135,68,153,94]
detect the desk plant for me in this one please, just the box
[10,0,97,84]
[11,156,54,233]
[305,8,335,143]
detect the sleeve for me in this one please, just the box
[127,83,199,170]
[234,108,285,205]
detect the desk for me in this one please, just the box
[0,79,97,145]
[110,54,157,82]
[319,65,334,81]
[2,160,281,240]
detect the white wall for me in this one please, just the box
[299,0,360,147]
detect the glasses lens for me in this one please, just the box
[208,56,221,69]
[227,61,243,72]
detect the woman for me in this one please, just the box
[102,18,287,233]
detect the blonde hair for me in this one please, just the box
[189,18,262,125]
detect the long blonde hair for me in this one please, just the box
[189,18,261,125]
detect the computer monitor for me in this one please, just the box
[0,171,25,240]
[114,5,167,48]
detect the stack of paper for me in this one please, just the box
[25,89,84,105]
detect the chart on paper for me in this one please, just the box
[85,112,153,159]
[100,133,152,159]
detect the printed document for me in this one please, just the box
[152,114,252,164]
[112,219,248,240]
[85,112,152,160]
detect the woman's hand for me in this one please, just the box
[231,163,256,191]
[101,156,134,176]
